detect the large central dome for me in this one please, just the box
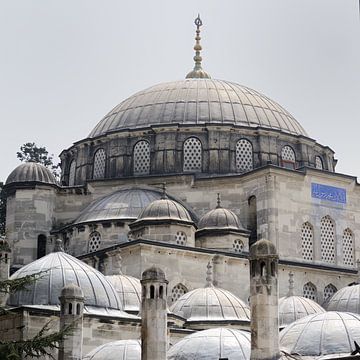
[89,79,307,138]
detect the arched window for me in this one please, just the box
[301,222,314,261]
[321,216,335,264]
[281,145,296,169]
[323,284,337,302]
[303,282,317,301]
[133,140,150,175]
[183,137,202,172]
[93,148,106,179]
[343,228,354,266]
[150,285,155,299]
[236,139,253,172]
[232,239,244,253]
[37,234,47,259]
[171,283,188,303]
[68,160,76,186]
[88,231,101,253]
[174,231,187,246]
[315,156,323,170]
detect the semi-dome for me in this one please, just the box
[89,79,307,139]
[106,275,141,313]
[167,327,251,360]
[279,295,325,328]
[72,187,197,226]
[83,339,141,360]
[5,162,57,186]
[170,285,250,323]
[325,283,360,313]
[280,311,360,357]
[7,243,121,310]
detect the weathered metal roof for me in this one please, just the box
[83,340,141,360]
[198,206,244,231]
[168,327,251,360]
[89,79,307,138]
[325,284,360,314]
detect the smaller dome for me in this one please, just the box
[136,198,193,224]
[325,283,360,313]
[83,340,141,360]
[5,162,57,186]
[142,266,166,282]
[106,275,141,313]
[280,311,360,357]
[249,239,277,257]
[198,207,243,231]
[60,283,84,299]
[168,328,251,360]
[170,286,250,323]
[279,295,325,328]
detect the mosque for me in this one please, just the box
[1,15,360,360]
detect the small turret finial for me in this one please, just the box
[54,239,64,252]
[216,193,221,208]
[205,260,214,287]
[161,183,167,199]
[288,271,294,296]
[186,14,211,79]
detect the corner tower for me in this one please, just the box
[249,239,280,360]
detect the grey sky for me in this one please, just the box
[0,0,359,181]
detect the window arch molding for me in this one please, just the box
[68,160,76,186]
[183,137,203,172]
[133,140,150,175]
[303,282,317,302]
[235,138,253,172]
[315,156,324,170]
[92,148,106,179]
[280,145,296,169]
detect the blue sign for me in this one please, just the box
[311,183,346,204]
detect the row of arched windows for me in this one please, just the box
[301,218,354,266]
[303,281,337,303]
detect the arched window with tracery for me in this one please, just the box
[301,222,314,261]
[281,145,296,169]
[321,216,335,264]
[88,231,101,253]
[323,284,337,302]
[93,148,106,179]
[236,139,253,172]
[232,239,244,253]
[303,282,317,301]
[171,283,188,303]
[315,156,323,170]
[183,137,202,172]
[343,228,354,266]
[133,140,150,175]
[68,160,76,186]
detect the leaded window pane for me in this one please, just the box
[88,231,101,253]
[183,137,202,172]
[324,284,337,301]
[93,149,106,179]
[321,216,335,264]
[133,140,150,175]
[303,282,317,301]
[171,283,188,303]
[236,139,253,172]
[343,228,354,266]
[281,145,296,163]
[68,160,76,186]
[301,222,314,261]
[315,156,323,170]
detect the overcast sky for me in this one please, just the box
[0,0,359,181]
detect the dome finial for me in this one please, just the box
[186,14,211,79]
[205,260,213,287]
[288,271,294,296]
[54,239,64,252]
[161,182,168,199]
[216,193,221,208]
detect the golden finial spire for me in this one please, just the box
[186,14,211,79]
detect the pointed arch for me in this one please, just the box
[133,140,150,175]
[68,160,76,186]
[320,216,335,264]
[93,148,106,179]
[303,282,317,302]
[236,138,253,172]
[183,137,202,172]
[301,222,314,261]
[343,228,354,266]
[323,284,337,302]
[281,145,296,169]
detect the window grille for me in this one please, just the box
[175,231,187,245]
[343,228,354,266]
[88,231,101,253]
[183,137,202,172]
[171,283,188,303]
[236,139,253,172]
[323,284,337,301]
[133,140,150,175]
[233,239,244,253]
[301,222,314,261]
[281,145,296,169]
[315,156,323,170]
[68,160,76,186]
[93,149,106,179]
[303,282,317,301]
[321,216,335,264]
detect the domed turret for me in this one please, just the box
[83,340,141,360]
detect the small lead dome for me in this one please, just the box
[5,162,57,186]
[325,283,360,314]
[250,239,277,257]
[83,340,141,360]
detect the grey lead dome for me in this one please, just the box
[89,79,307,138]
